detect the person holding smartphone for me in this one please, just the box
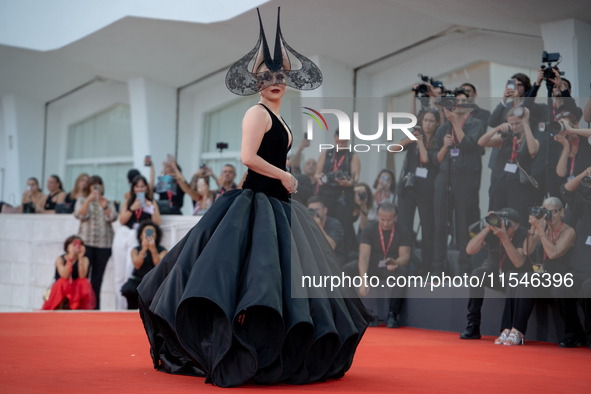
[42,235,95,310]
[74,175,118,309]
[121,221,167,309]
[113,174,161,309]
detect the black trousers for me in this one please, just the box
[488,177,538,227]
[397,191,434,274]
[502,272,553,334]
[342,261,406,314]
[433,172,480,274]
[553,276,591,344]
[85,246,112,310]
[466,263,506,330]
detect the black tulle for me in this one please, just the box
[137,189,372,387]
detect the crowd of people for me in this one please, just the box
[5,70,591,350]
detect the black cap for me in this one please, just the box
[500,208,520,223]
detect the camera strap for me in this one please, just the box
[510,137,522,163]
[379,225,395,260]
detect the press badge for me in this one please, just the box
[504,163,518,173]
[533,264,545,273]
[378,259,387,268]
[450,148,460,157]
[586,236,591,246]
[415,167,428,178]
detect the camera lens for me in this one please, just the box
[581,176,591,188]
[547,121,564,134]
[513,107,524,117]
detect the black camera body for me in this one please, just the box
[581,176,591,188]
[321,170,349,186]
[358,192,368,201]
[529,206,552,220]
[485,212,510,228]
[413,74,447,96]
[500,127,517,140]
[216,142,229,152]
[541,51,564,88]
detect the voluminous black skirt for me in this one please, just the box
[137,189,372,387]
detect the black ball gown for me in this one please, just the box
[137,104,372,387]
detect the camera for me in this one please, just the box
[581,176,591,188]
[402,172,415,192]
[321,170,349,186]
[529,206,551,220]
[358,191,368,201]
[500,127,517,140]
[216,142,229,152]
[541,51,564,88]
[545,120,565,137]
[413,74,447,96]
[307,208,319,218]
[485,212,510,228]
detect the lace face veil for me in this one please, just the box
[225,8,323,96]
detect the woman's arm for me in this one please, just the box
[315,151,327,185]
[539,226,576,260]
[131,248,144,270]
[150,200,161,226]
[555,134,569,178]
[241,106,293,191]
[521,109,539,157]
[56,256,72,279]
[119,200,132,225]
[78,256,90,279]
[478,124,504,148]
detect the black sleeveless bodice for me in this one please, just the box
[242,104,292,202]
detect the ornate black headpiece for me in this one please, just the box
[225,7,323,96]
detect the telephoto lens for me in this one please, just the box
[485,213,501,227]
[547,121,565,135]
[513,107,524,117]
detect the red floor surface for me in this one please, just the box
[1,312,590,393]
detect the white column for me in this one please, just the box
[127,78,177,178]
[0,94,44,205]
[541,18,591,98]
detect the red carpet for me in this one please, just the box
[1,312,590,393]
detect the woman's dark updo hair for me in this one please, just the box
[49,175,64,191]
[136,220,163,246]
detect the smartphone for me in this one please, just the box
[136,192,145,206]
[145,228,154,238]
[507,79,516,90]
[144,155,152,167]
[73,239,81,248]
[166,154,175,163]
[304,132,308,140]
[93,185,100,191]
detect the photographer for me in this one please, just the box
[354,202,411,328]
[368,169,396,223]
[308,196,345,267]
[121,221,167,309]
[478,106,539,225]
[553,168,591,348]
[174,164,215,215]
[499,197,575,345]
[74,175,118,309]
[459,208,528,340]
[554,115,591,183]
[460,83,491,126]
[316,130,361,256]
[212,164,238,200]
[154,157,185,215]
[432,90,486,275]
[395,109,440,275]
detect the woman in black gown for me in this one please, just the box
[137,8,372,387]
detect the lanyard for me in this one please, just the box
[510,137,521,163]
[450,115,468,147]
[134,208,143,222]
[379,225,395,259]
[333,152,346,172]
[543,222,563,266]
[167,190,173,207]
